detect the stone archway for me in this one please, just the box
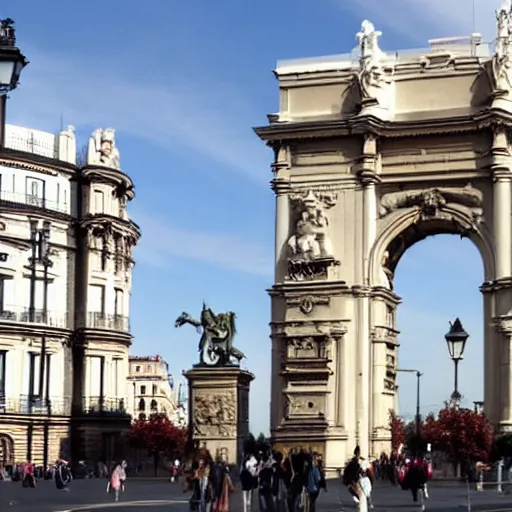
[0,434,15,466]
[367,205,495,455]
[257,13,512,472]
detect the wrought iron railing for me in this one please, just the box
[82,396,128,416]
[0,306,68,328]
[0,190,68,213]
[0,394,71,415]
[87,312,130,331]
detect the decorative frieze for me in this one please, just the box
[286,295,330,315]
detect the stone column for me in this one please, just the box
[358,135,380,457]
[272,179,290,280]
[491,129,512,279]
[496,317,512,429]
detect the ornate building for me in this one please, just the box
[126,355,185,427]
[256,11,512,473]
[0,122,140,466]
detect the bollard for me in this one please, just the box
[476,470,483,492]
[497,459,504,494]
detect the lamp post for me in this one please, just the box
[397,369,423,455]
[0,18,28,148]
[28,219,52,468]
[444,318,469,405]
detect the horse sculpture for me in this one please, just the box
[175,303,245,366]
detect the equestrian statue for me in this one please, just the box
[175,302,245,367]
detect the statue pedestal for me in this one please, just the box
[185,366,254,467]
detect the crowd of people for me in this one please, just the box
[179,447,326,512]
[343,447,433,512]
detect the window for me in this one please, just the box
[93,190,105,214]
[138,398,145,412]
[140,385,146,395]
[135,365,141,373]
[114,289,124,316]
[88,284,105,315]
[150,399,158,412]
[26,177,45,207]
[138,413,146,421]
[152,384,157,395]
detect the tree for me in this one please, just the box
[388,410,405,450]
[423,406,494,464]
[128,413,188,475]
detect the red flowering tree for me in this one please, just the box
[422,406,494,464]
[388,410,405,450]
[128,413,188,475]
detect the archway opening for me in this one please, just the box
[392,234,484,420]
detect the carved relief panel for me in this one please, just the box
[284,393,326,420]
[286,190,340,281]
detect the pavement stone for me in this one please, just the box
[2,478,512,512]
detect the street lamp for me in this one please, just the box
[445,318,469,404]
[0,18,28,148]
[397,369,423,455]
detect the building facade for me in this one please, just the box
[256,13,512,473]
[0,123,140,466]
[127,355,185,427]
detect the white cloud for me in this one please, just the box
[7,46,270,184]
[336,0,500,44]
[132,209,272,277]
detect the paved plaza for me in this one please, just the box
[3,479,512,512]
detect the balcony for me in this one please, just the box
[87,312,130,331]
[0,306,69,329]
[0,190,68,214]
[82,396,128,417]
[0,395,71,416]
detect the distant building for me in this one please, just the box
[127,355,185,426]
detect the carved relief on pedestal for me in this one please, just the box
[286,295,330,315]
[379,184,484,224]
[286,190,340,281]
[284,393,326,419]
[193,391,237,437]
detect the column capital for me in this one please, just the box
[493,169,512,182]
[271,178,291,195]
[358,169,381,186]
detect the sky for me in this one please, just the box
[1,0,501,434]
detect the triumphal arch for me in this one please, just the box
[255,8,512,472]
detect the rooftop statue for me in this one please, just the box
[0,18,16,46]
[175,302,245,367]
[87,128,121,170]
[492,1,512,94]
[355,20,394,116]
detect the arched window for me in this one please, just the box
[138,398,145,412]
[138,413,146,421]
[150,399,158,412]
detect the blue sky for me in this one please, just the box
[2,0,499,433]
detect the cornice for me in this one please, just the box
[75,328,132,347]
[81,165,135,200]
[269,280,349,296]
[254,109,504,144]
[0,322,72,338]
[79,214,141,241]
[0,203,73,223]
[0,149,78,177]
